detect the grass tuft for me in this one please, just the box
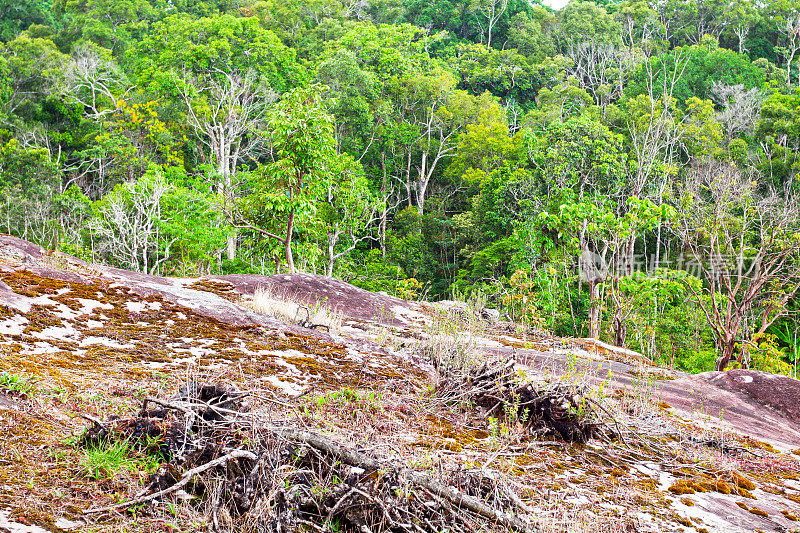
[80,439,159,480]
[249,285,343,333]
[0,371,38,395]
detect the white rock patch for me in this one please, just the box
[0,315,28,336]
[391,305,427,325]
[125,301,161,313]
[79,337,135,349]
[264,375,304,396]
[32,325,80,342]
[75,298,113,315]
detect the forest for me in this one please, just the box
[2,0,800,375]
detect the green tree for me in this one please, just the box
[555,1,622,50]
[0,139,61,246]
[452,44,539,106]
[134,14,303,94]
[755,89,800,182]
[721,0,761,54]
[1,33,66,122]
[523,115,626,198]
[237,85,340,273]
[506,8,556,62]
[316,155,383,276]
[626,38,766,106]
[0,0,55,42]
[56,0,159,55]
[537,196,670,340]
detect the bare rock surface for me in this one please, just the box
[700,369,800,424]
[210,272,412,326]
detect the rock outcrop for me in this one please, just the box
[2,234,800,533]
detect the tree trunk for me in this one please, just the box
[226,234,236,261]
[416,152,428,216]
[716,337,737,371]
[326,232,335,277]
[221,156,237,262]
[284,210,296,273]
[588,281,601,339]
[613,315,626,347]
[379,153,388,256]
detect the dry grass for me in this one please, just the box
[248,285,343,333]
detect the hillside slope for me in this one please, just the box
[1,234,800,533]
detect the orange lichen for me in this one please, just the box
[782,509,799,521]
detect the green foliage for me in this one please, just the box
[0,0,55,42]
[1,33,66,121]
[502,269,547,329]
[345,248,426,300]
[756,89,800,181]
[79,438,160,480]
[556,0,622,47]
[523,116,626,196]
[59,0,156,54]
[523,82,597,131]
[626,40,767,106]
[747,334,794,376]
[0,139,61,247]
[0,371,38,395]
[451,44,540,104]
[242,85,336,229]
[134,14,304,93]
[506,8,556,62]
[160,169,228,274]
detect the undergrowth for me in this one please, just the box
[79,439,161,480]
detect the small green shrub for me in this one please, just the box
[0,372,38,395]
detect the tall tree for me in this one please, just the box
[475,0,509,48]
[135,13,303,259]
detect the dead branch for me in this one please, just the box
[273,428,538,533]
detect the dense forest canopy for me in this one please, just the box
[2,0,800,375]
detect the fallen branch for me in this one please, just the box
[79,413,107,428]
[274,428,539,533]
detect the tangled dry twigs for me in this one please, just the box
[434,359,612,443]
